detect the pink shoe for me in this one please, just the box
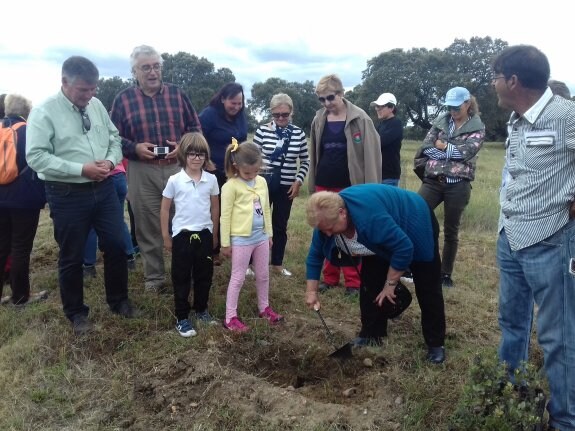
[259,306,284,325]
[223,316,249,333]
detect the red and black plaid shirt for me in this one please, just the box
[110,83,202,160]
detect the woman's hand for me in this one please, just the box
[287,181,301,200]
[434,139,448,151]
[306,280,320,310]
[221,246,232,257]
[375,283,397,307]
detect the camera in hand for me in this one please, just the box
[153,146,169,159]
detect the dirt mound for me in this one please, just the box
[131,319,402,430]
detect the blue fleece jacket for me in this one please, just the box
[306,184,435,280]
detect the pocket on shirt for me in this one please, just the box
[524,131,556,168]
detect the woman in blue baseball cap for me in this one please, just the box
[413,86,485,289]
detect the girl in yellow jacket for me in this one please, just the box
[220,140,283,332]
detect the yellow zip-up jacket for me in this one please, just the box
[220,175,272,247]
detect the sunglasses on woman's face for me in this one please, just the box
[318,94,337,104]
[271,112,290,119]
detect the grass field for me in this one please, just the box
[0,139,544,430]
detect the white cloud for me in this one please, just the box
[2,0,572,105]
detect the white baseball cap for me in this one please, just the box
[370,92,397,106]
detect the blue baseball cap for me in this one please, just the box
[444,87,470,106]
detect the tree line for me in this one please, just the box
[96,36,559,142]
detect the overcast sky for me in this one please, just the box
[1,0,572,106]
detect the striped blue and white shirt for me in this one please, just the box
[253,121,310,186]
[499,88,575,251]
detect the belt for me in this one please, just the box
[45,178,109,189]
[141,158,178,166]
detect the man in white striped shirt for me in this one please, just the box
[493,44,575,431]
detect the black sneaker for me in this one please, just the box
[72,314,94,336]
[195,310,219,326]
[111,300,141,318]
[441,273,453,288]
[318,282,337,293]
[426,346,446,364]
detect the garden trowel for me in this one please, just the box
[314,305,353,360]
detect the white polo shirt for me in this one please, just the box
[162,169,220,237]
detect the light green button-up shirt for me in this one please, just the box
[26,90,123,183]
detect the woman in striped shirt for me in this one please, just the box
[254,93,309,276]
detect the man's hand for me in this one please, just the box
[135,142,158,161]
[165,139,178,160]
[82,162,111,181]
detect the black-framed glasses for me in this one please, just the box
[271,112,290,119]
[187,152,206,160]
[318,94,337,104]
[376,103,394,110]
[491,75,506,83]
[79,108,91,133]
[139,63,162,73]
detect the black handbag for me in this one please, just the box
[339,235,412,319]
[379,281,412,319]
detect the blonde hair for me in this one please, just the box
[270,93,293,112]
[176,132,214,170]
[466,96,480,117]
[315,74,344,95]
[306,191,345,227]
[223,140,262,179]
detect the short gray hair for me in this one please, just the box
[548,80,571,99]
[130,45,163,71]
[270,93,293,112]
[62,56,99,85]
[4,94,32,119]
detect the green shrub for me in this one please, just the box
[449,354,546,431]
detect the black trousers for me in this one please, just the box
[0,208,41,303]
[269,184,294,266]
[359,208,446,347]
[171,229,214,321]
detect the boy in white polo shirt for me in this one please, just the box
[161,133,220,337]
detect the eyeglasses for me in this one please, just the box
[318,94,337,104]
[491,75,506,83]
[271,112,290,119]
[187,152,206,160]
[138,63,162,73]
[79,108,91,133]
[376,104,394,110]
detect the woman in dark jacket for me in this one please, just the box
[0,94,47,305]
[199,83,248,265]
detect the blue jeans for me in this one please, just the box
[46,178,128,320]
[84,172,134,265]
[382,178,400,187]
[497,224,575,430]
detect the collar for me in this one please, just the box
[510,87,553,125]
[182,168,208,183]
[57,89,89,113]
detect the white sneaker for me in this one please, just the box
[279,268,292,276]
[246,267,255,277]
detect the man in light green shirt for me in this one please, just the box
[26,56,140,336]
